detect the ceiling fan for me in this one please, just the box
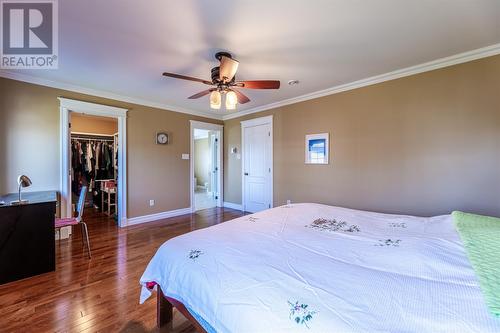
[162,52,280,110]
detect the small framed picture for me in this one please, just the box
[305,133,329,164]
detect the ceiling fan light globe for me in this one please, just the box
[210,102,221,110]
[210,91,222,109]
[226,91,238,110]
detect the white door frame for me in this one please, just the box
[59,97,128,227]
[209,132,218,196]
[241,115,273,212]
[190,120,224,212]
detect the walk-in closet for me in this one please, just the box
[70,114,119,220]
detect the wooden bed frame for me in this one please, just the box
[157,286,207,333]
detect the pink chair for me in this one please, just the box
[55,186,91,258]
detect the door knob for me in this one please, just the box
[244,172,249,176]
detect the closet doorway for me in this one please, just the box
[59,98,128,231]
[190,121,223,212]
[70,114,118,220]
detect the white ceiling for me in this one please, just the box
[2,0,500,119]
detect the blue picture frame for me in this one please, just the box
[305,133,329,164]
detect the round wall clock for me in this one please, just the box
[156,132,169,145]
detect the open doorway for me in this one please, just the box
[190,121,223,212]
[194,129,217,210]
[70,114,118,220]
[59,98,128,233]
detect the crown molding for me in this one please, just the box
[222,42,500,120]
[0,70,223,120]
[58,97,128,116]
[1,42,499,122]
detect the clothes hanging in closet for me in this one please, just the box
[71,139,116,205]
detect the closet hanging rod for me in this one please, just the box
[71,132,115,140]
[72,131,114,137]
[72,137,114,142]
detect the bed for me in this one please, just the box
[140,203,500,332]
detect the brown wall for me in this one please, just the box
[71,114,118,135]
[224,55,500,217]
[0,77,221,218]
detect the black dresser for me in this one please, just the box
[0,191,57,285]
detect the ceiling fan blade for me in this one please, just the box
[219,56,239,82]
[163,72,213,85]
[188,89,215,99]
[230,89,250,104]
[235,80,280,89]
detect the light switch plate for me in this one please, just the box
[182,153,189,160]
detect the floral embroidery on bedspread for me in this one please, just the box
[288,301,317,328]
[388,222,407,228]
[188,249,203,260]
[306,218,360,233]
[375,239,401,247]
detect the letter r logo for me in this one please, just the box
[2,1,54,54]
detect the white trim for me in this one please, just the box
[0,71,221,119]
[240,115,274,128]
[190,120,224,131]
[2,43,499,122]
[223,202,243,211]
[222,42,500,120]
[117,114,128,226]
[127,208,192,226]
[190,120,224,212]
[59,104,71,220]
[241,115,273,212]
[59,97,127,117]
[59,98,128,228]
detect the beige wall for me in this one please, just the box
[194,138,210,187]
[71,114,118,135]
[224,55,500,217]
[0,77,221,218]
[0,79,61,195]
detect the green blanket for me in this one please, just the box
[453,211,500,317]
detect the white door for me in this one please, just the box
[243,122,272,213]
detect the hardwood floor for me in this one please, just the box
[0,207,245,332]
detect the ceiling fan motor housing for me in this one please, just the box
[211,66,235,87]
[215,51,232,61]
[211,66,220,83]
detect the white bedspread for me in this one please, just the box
[140,203,500,332]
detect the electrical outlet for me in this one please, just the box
[286,199,291,206]
[149,199,155,207]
